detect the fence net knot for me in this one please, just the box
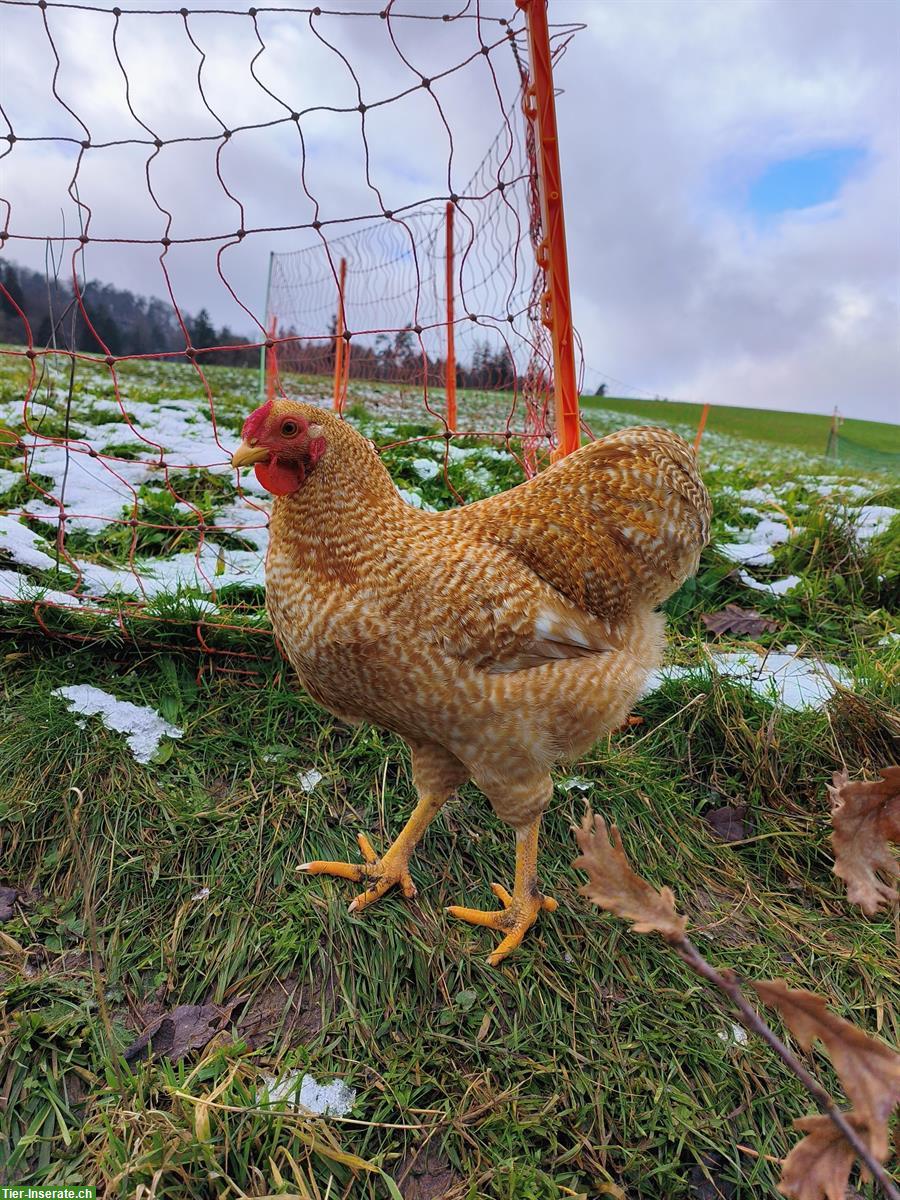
[0,0,583,670]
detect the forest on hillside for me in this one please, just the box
[0,258,523,389]
[0,259,256,365]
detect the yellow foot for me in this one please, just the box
[297,833,416,914]
[447,883,558,966]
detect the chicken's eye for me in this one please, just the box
[281,420,300,438]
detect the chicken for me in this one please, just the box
[231,399,711,964]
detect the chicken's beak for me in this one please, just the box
[231,440,270,469]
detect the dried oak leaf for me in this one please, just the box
[753,979,900,1160]
[123,1000,239,1064]
[700,604,779,636]
[778,1113,870,1200]
[573,812,687,942]
[828,766,899,915]
[704,804,748,843]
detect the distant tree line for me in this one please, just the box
[0,260,523,387]
[0,259,256,365]
[278,320,521,391]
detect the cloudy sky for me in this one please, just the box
[1,0,897,422]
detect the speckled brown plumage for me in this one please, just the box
[233,400,711,964]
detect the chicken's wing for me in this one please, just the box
[441,426,711,633]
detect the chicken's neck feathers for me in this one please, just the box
[268,419,424,575]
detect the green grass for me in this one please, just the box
[581,395,900,459]
[1,355,899,1197]
[1,627,897,1196]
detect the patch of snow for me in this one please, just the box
[61,543,267,601]
[410,457,440,481]
[52,684,183,764]
[718,542,775,566]
[20,443,154,533]
[464,465,496,490]
[738,486,778,507]
[397,486,437,511]
[2,394,240,540]
[0,468,21,495]
[0,568,89,609]
[561,776,592,793]
[142,547,266,597]
[718,1023,749,1046]
[183,598,219,616]
[836,483,872,501]
[213,500,270,554]
[298,768,323,792]
[642,650,851,710]
[853,505,898,543]
[718,517,795,567]
[191,887,210,901]
[0,514,59,572]
[737,569,802,595]
[258,1069,356,1116]
[808,480,872,501]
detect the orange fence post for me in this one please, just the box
[694,402,710,451]
[333,256,348,413]
[445,201,457,433]
[265,316,277,403]
[517,0,580,459]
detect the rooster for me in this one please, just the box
[232,400,710,965]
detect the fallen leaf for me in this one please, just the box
[828,767,899,915]
[573,812,687,942]
[701,604,779,636]
[396,1144,460,1200]
[753,979,900,1160]
[123,1000,239,1064]
[704,804,747,843]
[0,887,19,923]
[235,972,327,1051]
[778,1113,868,1200]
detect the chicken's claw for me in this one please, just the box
[297,831,417,914]
[447,885,558,966]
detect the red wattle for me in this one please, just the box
[254,458,305,496]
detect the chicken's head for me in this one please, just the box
[231,400,327,496]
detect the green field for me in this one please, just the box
[581,394,900,459]
[1,359,898,1198]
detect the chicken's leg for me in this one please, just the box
[298,791,447,914]
[447,816,557,966]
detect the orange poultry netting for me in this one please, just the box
[265,107,557,463]
[0,0,583,673]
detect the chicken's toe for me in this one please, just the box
[297,859,366,883]
[349,862,417,914]
[298,834,417,914]
[447,886,557,964]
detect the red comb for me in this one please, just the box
[242,400,273,441]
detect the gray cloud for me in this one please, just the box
[559,0,899,420]
[1,0,896,421]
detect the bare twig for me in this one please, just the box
[675,938,900,1200]
[574,811,900,1200]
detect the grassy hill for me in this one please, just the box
[580,394,900,458]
